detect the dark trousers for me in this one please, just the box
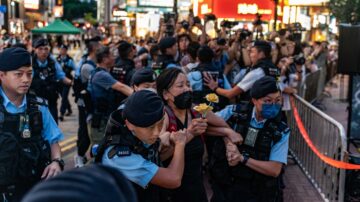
[48,100,58,124]
[60,85,72,116]
[77,106,90,156]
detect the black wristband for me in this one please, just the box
[52,158,65,171]
[241,153,250,165]
[213,87,218,93]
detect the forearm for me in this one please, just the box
[167,144,185,182]
[50,143,61,160]
[62,77,72,86]
[207,111,230,128]
[242,158,282,177]
[206,126,230,137]
[214,87,241,99]
[113,82,134,96]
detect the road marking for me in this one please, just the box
[59,136,77,147]
[61,142,77,153]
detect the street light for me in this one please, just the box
[10,1,15,20]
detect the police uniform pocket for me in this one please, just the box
[18,141,41,181]
[0,132,19,186]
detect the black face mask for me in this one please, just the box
[173,91,193,109]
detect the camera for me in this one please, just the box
[181,20,190,30]
[239,29,252,42]
[204,13,216,21]
[164,12,176,24]
[221,20,238,29]
[294,54,306,65]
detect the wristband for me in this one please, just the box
[52,158,65,171]
[213,87,218,93]
[241,153,250,165]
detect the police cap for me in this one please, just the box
[158,37,176,51]
[22,164,137,202]
[0,47,31,71]
[60,44,68,50]
[131,68,157,86]
[124,90,164,128]
[250,76,280,99]
[33,38,49,49]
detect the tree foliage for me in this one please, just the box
[63,0,97,21]
[329,0,360,23]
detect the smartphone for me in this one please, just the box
[205,71,219,80]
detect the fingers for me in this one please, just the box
[41,166,50,179]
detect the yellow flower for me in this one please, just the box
[205,93,219,103]
[193,103,213,117]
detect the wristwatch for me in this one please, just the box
[241,153,250,165]
[52,158,65,171]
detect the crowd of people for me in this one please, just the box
[0,14,339,202]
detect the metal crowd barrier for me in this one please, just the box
[298,69,321,103]
[288,94,347,202]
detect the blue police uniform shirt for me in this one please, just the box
[36,55,66,80]
[59,56,76,71]
[0,88,64,144]
[75,57,87,78]
[215,105,290,164]
[102,146,159,188]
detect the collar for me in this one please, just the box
[37,59,48,67]
[251,107,267,127]
[0,87,27,112]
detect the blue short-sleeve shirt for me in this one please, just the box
[0,88,64,144]
[102,146,159,188]
[215,106,290,164]
[36,56,66,80]
[88,69,117,99]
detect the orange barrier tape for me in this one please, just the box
[290,96,360,170]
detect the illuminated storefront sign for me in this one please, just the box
[197,0,275,21]
[138,0,174,8]
[237,3,272,15]
[24,0,39,10]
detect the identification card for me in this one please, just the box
[244,127,259,147]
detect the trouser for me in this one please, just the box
[210,179,283,202]
[77,106,90,157]
[60,85,72,116]
[48,100,58,124]
[87,118,107,147]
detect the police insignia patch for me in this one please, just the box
[116,146,131,156]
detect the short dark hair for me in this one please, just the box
[187,42,200,60]
[156,68,183,103]
[253,41,271,59]
[96,46,111,64]
[197,45,214,63]
[88,41,100,54]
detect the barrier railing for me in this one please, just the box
[288,94,347,202]
[298,69,321,103]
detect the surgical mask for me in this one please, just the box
[173,91,193,109]
[261,103,281,119]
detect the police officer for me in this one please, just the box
[31,38,72,123]
[188,45,230,110]
[155,37,179,70]
[73,40,101,168]
[0,47,64,202]
[56,44,75,121]
[87,46,133,147]
[130,68,157,92]
[204,40,281,101]
[111,41,136,105]
[209,76,290,202]
[96,90,188,202]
